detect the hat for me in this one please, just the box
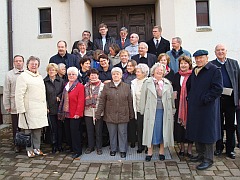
[111,67,123,74]
[193,50,208,57]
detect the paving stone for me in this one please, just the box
[133,162,144,170]
[156,169,168,176]
[197,170,215,176]
[15,167,33,172]
[212,176,224,180]
[59,172,74,179]
[167,166,179,171]
[229,169,240,176]
[15,162,31,168]
[99,164,111,171]
[31,159,46,164]
[20,172,33,177]
[194,176,213,180]
[145,174,157,179]
[214,170,232,176]
[0,170,6,175]
[87,166,99,173]
[168,170,181,177]
[78,164,90,172]
[224,177,240,180]
[49,161,61,166]
[0,175,5,180]
[84,173,97,179]
[96,171,109,179]
[177,163,189,169]
[217,166,229,171]
[36,173,49,178]
[179,168,191,174]
[108,174,120,180]
[73,172,86,179]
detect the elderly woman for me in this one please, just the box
[84,69,104,155]
[44,63,65,153]
[15,56,48,158]
[58,67,85,159]
[140,63,175,161]
[108,43,121,66]
[122,60,137,84]
[131,63,149,153]
[172,56,193,157]
[114,49,130,73]
[95,67,134,158]
[57,63,67,83]
[73,40,92,62]
[157,53,175,82]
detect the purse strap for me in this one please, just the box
[23,113,30,129]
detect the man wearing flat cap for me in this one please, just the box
[186,50,223,170]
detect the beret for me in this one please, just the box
[193,50,208,57]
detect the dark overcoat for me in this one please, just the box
[186,62,223,144]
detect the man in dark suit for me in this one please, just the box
[186,50,223,170]
[71,30,93,53]
[132,42,157,69]
[211,44,240,159]
[146,25,170,58]
[116,27,131,50]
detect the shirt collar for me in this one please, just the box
[216,58,227,65]
[139,53,148,58]
[153,37,161,43]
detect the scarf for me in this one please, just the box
[154,79,164,97]
[171,47,184,59]
[165,65,171,76]
[178,70,192,128]
[85,80,101,108]
[58,79,79,119]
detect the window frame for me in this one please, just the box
[196,0,210,27]
[39,7,52,35]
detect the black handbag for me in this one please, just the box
[14,113,31,147]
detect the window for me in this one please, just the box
[39,8,52,34]
[196,1,210,26]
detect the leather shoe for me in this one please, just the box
[159,154,165,161]
[214,149,222,156]
[97,149,103,155]
[137,149,143,153]
[120,152,126,158]
[196,161,213,170]
[145,155,152,162]
[110,151,116,156]
[52,146,57,154]
[85,147,95,154]
[190,155,204,162]
[72,153,81,159]
[227,152,235,159]
[178,151,185,156]
[187,153,194,159]
[130,143,135,148]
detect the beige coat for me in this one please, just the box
[140,77,175,148]
[15,70,48,129]
[3,68,23,114]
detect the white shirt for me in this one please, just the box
[102,36,106,50]
[153,37,161,46]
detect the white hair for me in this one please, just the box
[135,63,149,77]
[111,67,123,75]
[150,63,166,77]
[67,67,78,75]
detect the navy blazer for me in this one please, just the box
[211,58,240,106]
[147,37,170,57]
[131,53,157,68]
[116,38,131,50]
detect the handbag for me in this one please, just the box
[14,113,32,147]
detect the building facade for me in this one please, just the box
[1,0,240,86]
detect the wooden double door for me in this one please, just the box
[92,5,155,42]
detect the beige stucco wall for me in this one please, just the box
[0,0,9,86]
[162,0,240,60]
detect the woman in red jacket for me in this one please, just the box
[58,67,85,159]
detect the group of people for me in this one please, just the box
[3,23,240,171]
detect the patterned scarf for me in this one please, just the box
[154,79,164,97]
[58,79,79,119]
[178,70,192,128]
[85,80,101,108]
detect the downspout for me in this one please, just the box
[7,0,13,70]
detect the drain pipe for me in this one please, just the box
[7,0,13,70]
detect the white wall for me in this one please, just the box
[167,0,240,60]
[0,0,9,86]
[12,0,71,77]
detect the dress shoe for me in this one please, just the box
[178,151,185,156]
[14,146,20,153]
[58,147,64,152]
[52,146,57,154]
[159,154,165,161]
[97,149,103,155]
[196,161,213,170]
[137,149,143,153]
[34,149,46,156]
[27,151,35,158]
[227,152,235,159]
[110,151,116,156]
[120,152,126,158]
[72,153,81,159]
[187,153,194,159]
[214,149,222,156]
[145,155,152,162]
[85,147,95,154]
[190,155,204,162]
[130,143,135,148]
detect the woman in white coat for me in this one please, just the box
[15,56,48,158]
[140,62,175,161]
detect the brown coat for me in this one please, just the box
[95,81,134,124]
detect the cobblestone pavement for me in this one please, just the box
[0,125,240,180]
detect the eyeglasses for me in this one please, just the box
[68,73,76,76]
[130,36,136,38]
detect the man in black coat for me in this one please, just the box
[186,50,223,170]
[146,25,170,57]
[131,42,157,69]
[116,27,131,50]
[49,40,80,69]
[71,30,93,53]
[211,44,240,159]
[93,23,115,55]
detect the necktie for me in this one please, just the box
[121,39,125,48]
[19,70,24,73]
[155,40,159,48]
